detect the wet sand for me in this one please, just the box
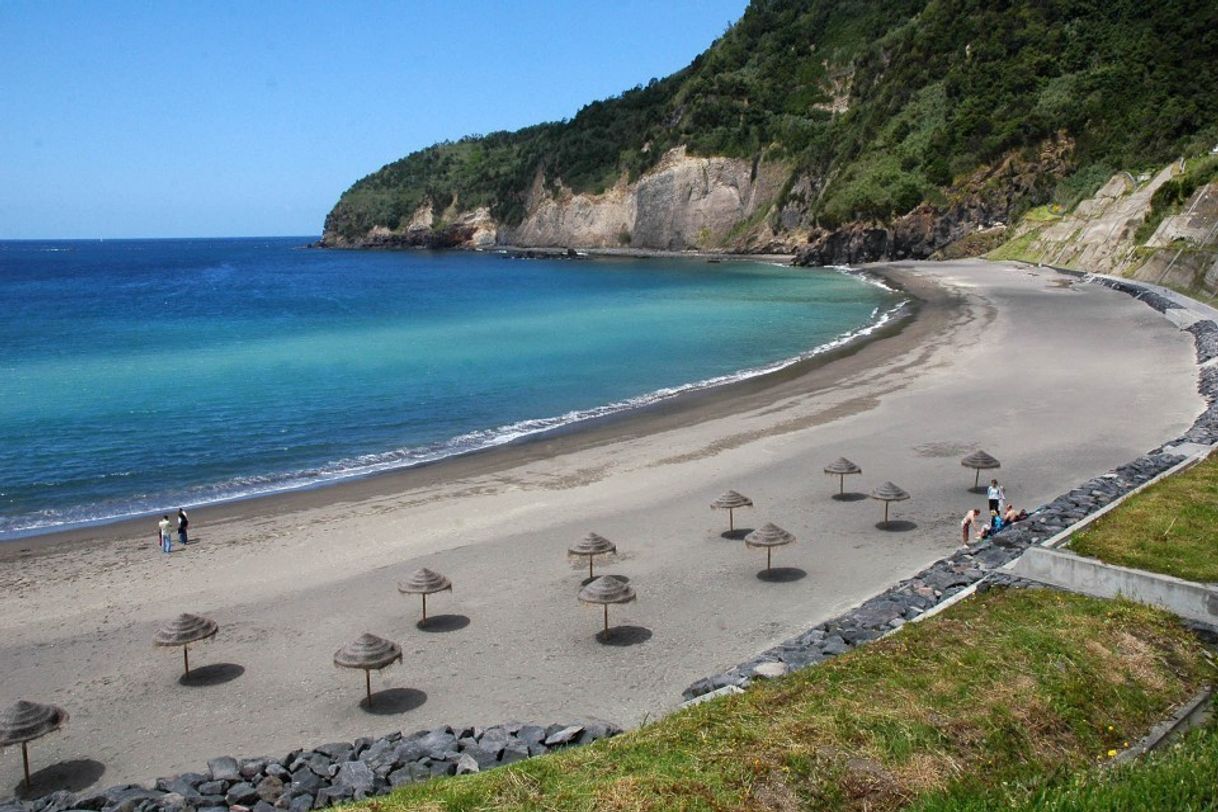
[0,259,1202,794]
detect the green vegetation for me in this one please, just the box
[913,722,1218,811]
[1071,455,1218,583]
[347,589,1211,810]
[325,0,1218,242]
[1134,155,1218,244]
[986,227,1048,263]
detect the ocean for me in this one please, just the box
[0,238,899,539]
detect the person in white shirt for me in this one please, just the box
[158,515,172,554]
[987,479,1005,514]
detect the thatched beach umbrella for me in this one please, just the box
[398,568,452,622]
[578,575,636,634]
[153,613,218,679]
[870,482,911,526]
[823,457,862,495]
[744,522,796,572]
[961,450,1001,489]
[711,490,753,532]
[333,633,403,707]
[0,700,68,789]
[568,533,617,580]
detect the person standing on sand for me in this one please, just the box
[961,508,982,545]
[987,479,1005,514]
[158,515,172,554]
[177,507,189,546]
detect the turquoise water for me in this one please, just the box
[0,238,899,538]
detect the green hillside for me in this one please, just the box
[323,0,1218,247]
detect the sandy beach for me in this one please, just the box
[0,259,1203,794]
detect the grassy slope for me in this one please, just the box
[913,722,1218,811]
[350,589,1211,811]
[1071,456,1218,584]
[324,0,1218,242]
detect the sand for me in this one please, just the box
[0,259,1203,794]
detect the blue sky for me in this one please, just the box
[0,1,748,239]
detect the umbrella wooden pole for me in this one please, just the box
[884,502,890,526]
[422,593,428,622]
[21,741,29,788]
[728,508,734,532]
[365,670,372,706]
[603,604,609,633]
[974,469,981,488]
[839,474,845,495]
[588,556,594,579]
[766,548,772,571]
[183,644,190,678]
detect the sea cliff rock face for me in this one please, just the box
[326,148,786,252]
[506,148,784,249]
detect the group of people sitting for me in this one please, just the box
[960,478,1028,544]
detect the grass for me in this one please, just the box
[986,226,1047,262]
[1071,455,1218,584]
[912,721,1218,811]
[351,589,1212,811]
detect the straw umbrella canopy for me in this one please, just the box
[0,700,68,789]
[153,613,218,678]
[711,490,753,532]
[823,457,862,495]
[961,450,1001,488]
[578,575,636,634]
[568,533,617,580]
[744,522,796,572]
[333,633,403,706]
[870,482,911,526]
[397,568,452,621]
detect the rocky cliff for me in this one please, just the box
[989,155,1218,299]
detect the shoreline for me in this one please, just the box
[0,259,1203,790]
[0,264,924,560]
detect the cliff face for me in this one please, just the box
[989,157,1218,298]
[324,147,790,252]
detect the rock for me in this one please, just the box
[516,725,547,748]
[752,662,787,679]
[543,725,583,747]
[332,762,375,799]
[312,743,353,762]
[207,757,240,783]
[256,776,284,804]
[240,758,269,780]
[358,738,395,769]
[418,728,457,760]
[265,762,289,780]
[454,754,479,775]
[313,785,353,808]
[499,743,530,765]
[286,794,314,812]
[226,782,259,806]
[392,740,427,765]
[253,802,278,812]
[820,635,849,656]
[577,721,621,744]
[387,762,431,788]
[460,744,500,770]
[288,769,321,795]
[478,726,512,753]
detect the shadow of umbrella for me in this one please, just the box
[154,614,219,680]
[415,614,470,633]
[17,759,105,798]
[1,701,68,791]
[870,482,911,528]
[594,625,653,646]
[874,520,918,532]
[178,663,245,687]
[961,450,1001,490]
[578,575,637,638]
[334,633,403,709]
[711,490,753,534]
[361,688,428,716]
[756,566,807,583]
